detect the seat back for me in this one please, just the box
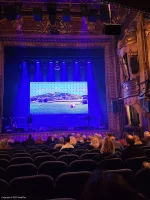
[61,148,74,153]
[135,168,150,199]
[10,175,55,200]
[0,154,11,161]
[10,157,33,165]
[52,151,69,158]
[0,159,9,169]
[6,163,37,182]
[125,156,148,173]
[34,155,57,167]
[38,161,68,180]
[98,158,124,170]
[104,169,135,188]
[71,149,87,157]
[12,153,30,158]
[144,149,150,159]
[32,152,49,159]
[28,149,42,155]
[58,155,79,165]
[69,160,96,172]
[55,171,91,199]
[80,153,98,160]
[0,178,9,197]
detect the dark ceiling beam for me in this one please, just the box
[108,0,150,13]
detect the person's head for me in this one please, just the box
[82,171,141,200]
[87,135,92,141]
[0,138,8,148]
[65,137,71,143]
[91,136,100,149]
[76,133,81,138]
[133,135,142,145]
[59,137,64,144]
[144,131,150,138]
[37,136,42,140]
[100,137,115,153]
[53,134,58,139]
[126,134,135,146]
[47,136,52,141]
[28,134,32,139]
[70,136,77,146]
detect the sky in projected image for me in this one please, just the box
[30,82,88,114]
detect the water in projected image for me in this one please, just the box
[30,82,88,114]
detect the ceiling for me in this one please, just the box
[0,0,144,36]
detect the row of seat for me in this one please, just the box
[0,156,149,182]
[0,168,149,200]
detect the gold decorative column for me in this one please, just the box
[125,104,132,126]
[137,13,148,82]
[0,42,4,133]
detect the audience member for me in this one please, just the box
[133,135,143,145]
[61,137,74,150]
[52,133,59,144]
[93,137,120,163]
[26,134,35,145]
[90,136,100,150]
[8,136,15,144]
[45,136,52,145]
[122,135,145,160]
[0,138,12,150]
[142,131,150,145]
[76,133,81,143]
[108,133,123,150]
[35,136,44,144]
[54,137,64,149]
[70,136,77,146]
[82,171,144,200]
[95,133,103,147]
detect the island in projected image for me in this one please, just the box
[30,82,88,114]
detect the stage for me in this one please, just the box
[0,36,120,134]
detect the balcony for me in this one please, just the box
[122,79,139,99]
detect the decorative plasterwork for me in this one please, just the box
[0,35,120,132]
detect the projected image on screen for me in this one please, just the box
[30,82,88,114]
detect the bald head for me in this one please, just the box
[126,134,134,146]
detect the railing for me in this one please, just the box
[122,79,139,99]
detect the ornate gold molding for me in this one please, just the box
[0,35,120,132]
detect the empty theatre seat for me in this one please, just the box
[28,149,42,155]
[104,169,135,188]
[144,149,150,159]
[45,149,58,154]
[0,167,5,179]
[135,168,150,199]
[0,154,11,161]
[0,150,10,155]
[55,171,91,199]
[38,161,68,180]
[61,148,74,153]
[97,158,124,170]
[0,159,9,169]
[10,175,55,200]
[12,153,31,158]
[32,152,49,159]
[58,155,79,165]
[10,157,33,165]
[125,156,148,173]
[0,178,9,197]
[6,163,37,182]
[12,150,27,155]
[71,150,87,157]
[52,151,69,158]
[69,160,97,172]
[80,153,99,160]
[34,155,57,167]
